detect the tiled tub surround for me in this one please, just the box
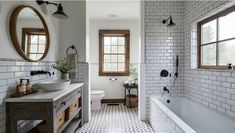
[145,1,185,119]
[0,58,58,133]
[150,96,235,133]
[184,1,235,119]
[145,1,235,120]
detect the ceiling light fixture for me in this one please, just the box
[162,16,176,27]
[36,0,68,19]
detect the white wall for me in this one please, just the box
[0,1,59,61]
[58,1,90,122]
[59,1,86,62]
[89,20,139,99]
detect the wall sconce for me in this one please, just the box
[36,0,68,19]
[162,16,176,27]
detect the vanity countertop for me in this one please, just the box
[5,83,84,102]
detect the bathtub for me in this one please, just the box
[149,96,235,133]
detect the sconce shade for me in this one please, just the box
[53,4,68,19]
[36,0,68,19]
[162,16,176,27]
[167,18,176,27]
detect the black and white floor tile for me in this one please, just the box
[76,104,154,133]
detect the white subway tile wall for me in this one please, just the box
[145,1,185,119]
[0,59,59,133]
[145,1,235,120]
[184,1,235,119]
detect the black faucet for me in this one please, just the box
[44,71,51,76]
[30,70,52,76]
[163,87,169,93]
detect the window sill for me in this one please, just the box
[195,67,235,72]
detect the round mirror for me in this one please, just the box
[9,6,50,62]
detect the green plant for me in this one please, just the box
[52,58,73,73]
[129,65,138,80]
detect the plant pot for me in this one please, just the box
[61,73,69,80]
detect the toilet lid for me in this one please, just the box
[91,90,104,95]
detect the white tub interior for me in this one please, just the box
[150,96,235,133]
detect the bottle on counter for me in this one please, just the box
[18,80,26,95]
[26,79,32,93]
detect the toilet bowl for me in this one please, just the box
[91,90,105,110]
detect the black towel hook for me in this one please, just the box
[66,45,78,62]
[66,45,78,55]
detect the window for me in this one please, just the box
[198,6,235,69]
[99,30,130,76]
[22,28,46,60]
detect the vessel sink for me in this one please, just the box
[39,80,71,91]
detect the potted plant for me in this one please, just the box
[53,58,73,80]
[129,65,138,85]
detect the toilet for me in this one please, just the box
[91,90,105,110]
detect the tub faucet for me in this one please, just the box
[163,87,169,93]
[162,86,171,97]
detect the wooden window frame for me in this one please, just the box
[22,28,46,58]
[99,30,130,76]
[198,5,235,69]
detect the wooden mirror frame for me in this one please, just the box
[9,5,50,62]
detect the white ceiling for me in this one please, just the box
[87,1,140,20]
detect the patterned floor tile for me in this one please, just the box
[76,104,154,133]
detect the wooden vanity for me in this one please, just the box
[5,83,84,133]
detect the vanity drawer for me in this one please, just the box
[56,112,65,129]
[54,88,81,114]
[65,99,79,120]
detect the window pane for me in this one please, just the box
[202,20,216,44]
[111,55,117,63]
[118,46,125,53]
[219,12,235,40]
[111,37,117,45]
[118,63,125,71]
[30,45,38,53]
[201,44,216,66]
[29,54,37,60]
[104,55,110,63]
[104,63,110,71]
[104,37,111,45]
[38,45,45,53]
[39,35,46,45]
[104,46,111,53]
[30,35,38,44]
[118,37,125,45]
[36,54,43,60]
[111,46,118,53]
[110,63,117,71]
[218,40,235,65]
[118,55,125,62]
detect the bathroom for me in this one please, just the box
[0,0,235,133]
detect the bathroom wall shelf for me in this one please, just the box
[5,83,84,133]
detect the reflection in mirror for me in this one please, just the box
[17,7,46,60]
